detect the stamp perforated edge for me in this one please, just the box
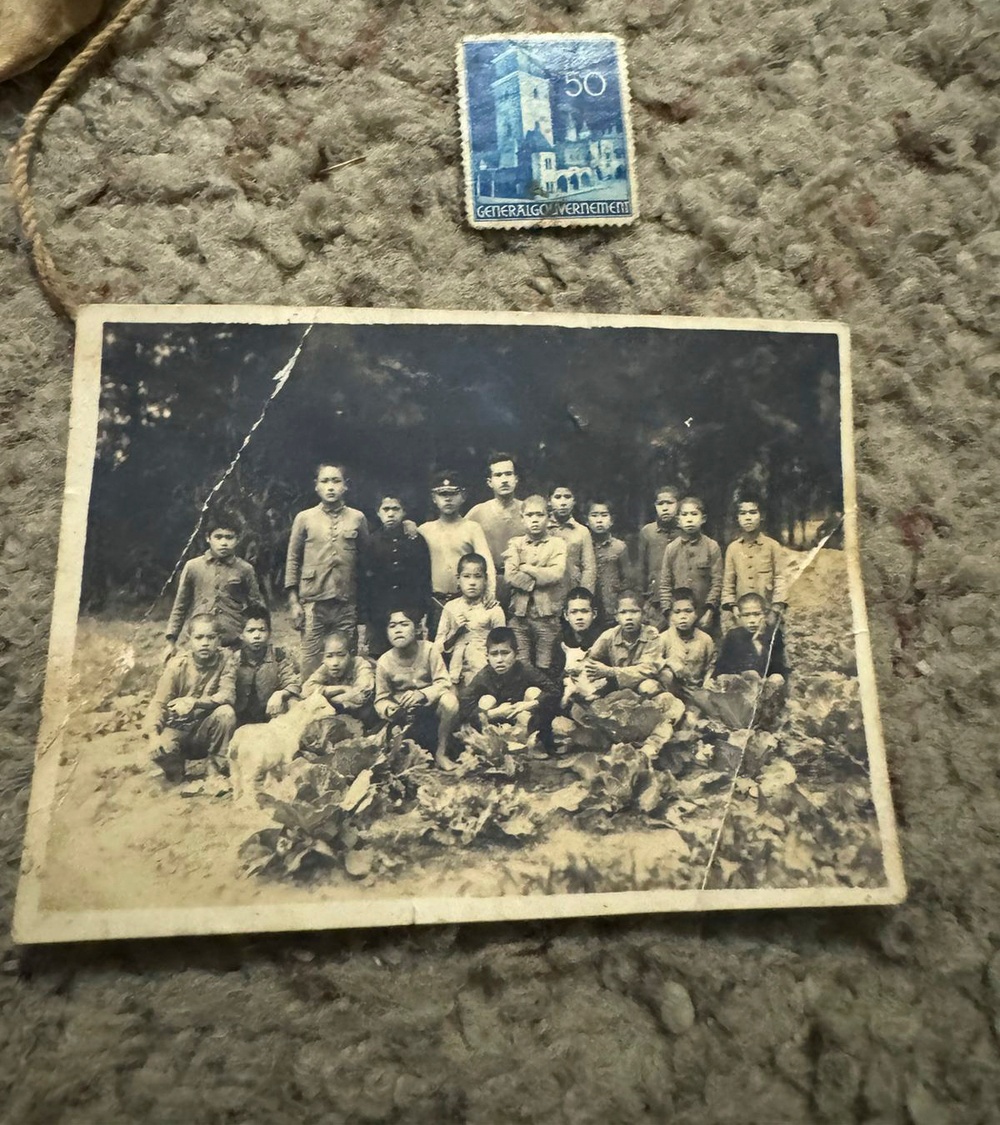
[457,32,640,231]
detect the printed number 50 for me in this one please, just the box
[564,72,607,97]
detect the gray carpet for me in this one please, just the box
[2,0,999,1120]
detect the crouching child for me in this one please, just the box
[302,630,376,728]
[549,586,608,708]
[230,604,300,727]
[374,607,460,770]
[713,592,790,683]
[144,614,236,785]
[584,591,685,752]
[660,587,716,695]
[460,627,558,747]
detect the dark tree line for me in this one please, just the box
[82,320,843,610]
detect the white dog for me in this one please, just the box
[229,693,335,808]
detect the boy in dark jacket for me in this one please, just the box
[362,494,432,657]
[713,592,790,681]
[461,627,558,743]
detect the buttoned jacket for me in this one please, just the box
[166,552,263,644]
[229,643,301,721]
[548,516,597,593]
[659,533,723,612]
[284,503,369,604]
[504,534,568,618]
[721,534,788,608]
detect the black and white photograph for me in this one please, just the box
[15,306,904,943]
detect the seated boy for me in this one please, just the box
[434,553,506,686]
[165,511,263,658]
[713,592,790,682]
[660,587,716,693]
[721,495,788,628]
[548,586,608,707]
[374,607,460,770]
[303,630,376,723]
[229,604,300,726]
[504,495,568,670]
[584,591,685,752]
[144,614,237,785]
[460,627,558,743]
[586,500,632,626]
[584,590,673,699]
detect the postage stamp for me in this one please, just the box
[14,306,904,944]
[458,34,638,229]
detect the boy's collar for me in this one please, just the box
[203,550,235,563]
[319,499,345,514]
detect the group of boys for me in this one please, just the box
[145,454,790,783]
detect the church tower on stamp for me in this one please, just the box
[491,45,554,168]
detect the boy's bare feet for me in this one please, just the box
[434,749,456,771]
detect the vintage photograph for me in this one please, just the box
[15,307,904,943]
[458,34,637,227]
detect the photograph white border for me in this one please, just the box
[14,305,906,944]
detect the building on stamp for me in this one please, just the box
[474,45,627,202]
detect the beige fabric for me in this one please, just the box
[0,0,104,81]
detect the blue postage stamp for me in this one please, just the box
[458,33,638,229]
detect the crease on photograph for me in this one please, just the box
[699,514,847,889]
[29,325,314,824]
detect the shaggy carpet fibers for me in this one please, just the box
[1,0,999,1121]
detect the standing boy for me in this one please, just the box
[660,587,715,692]
[144,614,236,784]
[586,500,632,626]
[721,495,789,624]
[467,453,524,605]
[504,495,568,671]
[165,512,263,656]
[374,608,460,770]
[658,496,723,633]
[362,493,432,658]
[418,471,495,637]
[229,604,300,726]
[434,553,506,686]
[547,485,596,596]
[637,484,681,623]
[284,462,369,679]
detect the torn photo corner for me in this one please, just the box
[14,305,904,944]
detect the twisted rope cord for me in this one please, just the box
[8,0,154,319]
